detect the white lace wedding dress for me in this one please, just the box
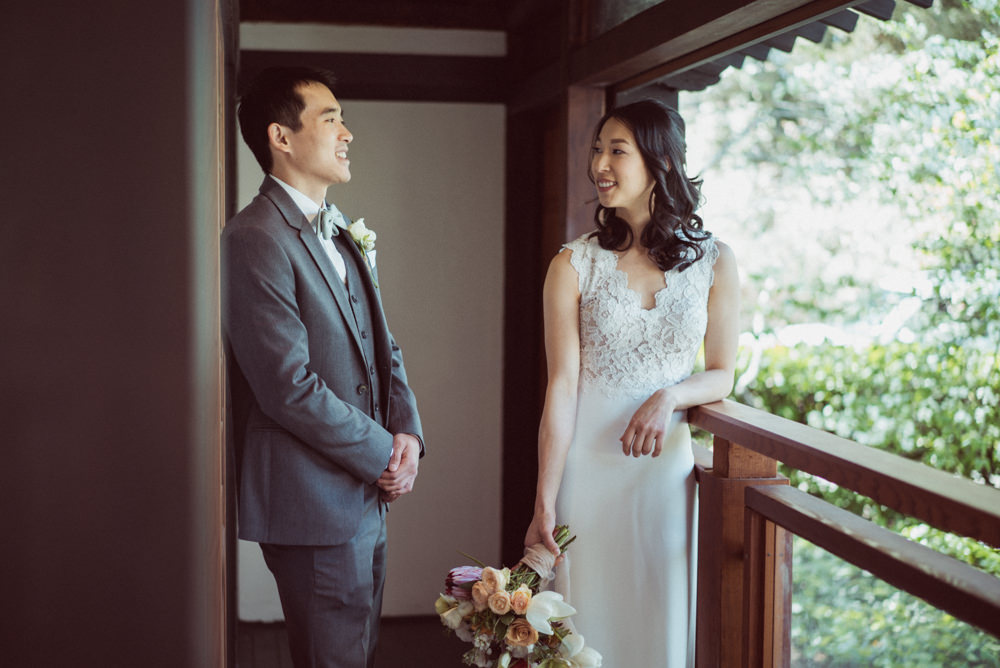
[553,233,718,667]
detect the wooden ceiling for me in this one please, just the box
[240,0,510,29]
[238,0,935,102]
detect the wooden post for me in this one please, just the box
[696,437,789,667]
[744,509,792,667]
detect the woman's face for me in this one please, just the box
[590,117,656,220]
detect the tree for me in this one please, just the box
[684,0,999,488]
[682,1,1000,663]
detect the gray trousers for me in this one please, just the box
[261,488,387,668]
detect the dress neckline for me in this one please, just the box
[603,246,669,313]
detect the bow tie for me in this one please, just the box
[317,208,340,240]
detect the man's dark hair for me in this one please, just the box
[237,67,338,173]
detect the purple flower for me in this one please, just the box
[445,566,483,600]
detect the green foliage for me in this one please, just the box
[693,0,1000,342]
[740,341,1000,497]
[792,536,1000,667]
[686,0,1000,662]
[737,338,1000,553]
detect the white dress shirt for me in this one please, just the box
[270,175,348,283]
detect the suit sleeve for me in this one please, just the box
[222,224,393,484]
[386,333,425,456]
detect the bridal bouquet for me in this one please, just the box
[434,525,602,668]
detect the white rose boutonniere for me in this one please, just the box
[347,217,378,287]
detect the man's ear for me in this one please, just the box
[267,122,291,155]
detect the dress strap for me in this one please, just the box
[562,235,598,296]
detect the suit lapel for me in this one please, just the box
[260,179,366,358]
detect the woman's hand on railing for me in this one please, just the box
[620,388,679,457]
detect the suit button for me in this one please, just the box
[374,403,380,413]
[357,384,369,395]
[361,330,368,339]
[369,365,376,375]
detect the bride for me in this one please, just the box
[523,99,739,666]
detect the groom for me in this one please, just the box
[222,66,424,668]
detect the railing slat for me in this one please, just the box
[743,509,792,668]
[746,484,1000,637]
[689,400,1000,549]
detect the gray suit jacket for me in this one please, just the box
[222,176,423,545]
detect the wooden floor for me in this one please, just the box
[238,616,468,667]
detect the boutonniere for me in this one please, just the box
[347,217,378,287]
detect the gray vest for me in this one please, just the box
[333,232,383,424]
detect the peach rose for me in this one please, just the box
[481,566,508,593]
[504,618,539,648]
[488,589,512,615]
[510,584,532,615]
[471,581,491,612]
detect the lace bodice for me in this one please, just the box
[564,233,719,399]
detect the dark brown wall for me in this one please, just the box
[0,1,226,666]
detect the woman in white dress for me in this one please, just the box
[524,99,740,666]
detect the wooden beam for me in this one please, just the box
[239,0,506,30]
[854,0,896,20]
[762,32,799,52]
[239,50,506,102]
[689,400,1000,550]
[570,0,863,89]
[747,485,1000,637]
[507,62,563,114]
[794,21,829,42]
[607,0,864,95]
[820,9,861,31]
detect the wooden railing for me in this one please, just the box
[688,399,1000,667]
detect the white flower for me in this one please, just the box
[525,590,577,635]
[347,217,376,252]
[434,594,456,614]
[561,633,603,667]
[440,605,465,630]
[455,624,474,643]
[435,595,473,631]
[570,647,602,667]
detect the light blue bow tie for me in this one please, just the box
[317,208,340,240]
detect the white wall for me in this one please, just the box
[236,24,506,619]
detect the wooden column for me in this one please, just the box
[562,85,606,243]
[2,1,228,665]
[744,508,792,667]
[502,0,605,563]
[696,438,790,667]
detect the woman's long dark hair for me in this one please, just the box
[590,99,709,272]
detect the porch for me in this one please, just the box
[239,400,1000,666]
[6,1,996,666]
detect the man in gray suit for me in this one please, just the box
[222,67,424,668]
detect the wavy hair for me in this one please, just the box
[589,99,709,272]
